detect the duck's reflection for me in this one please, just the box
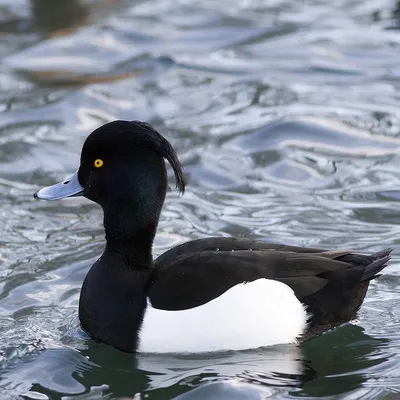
[297,324,389,398]
[51,339,313,398]
[4,325,388,399]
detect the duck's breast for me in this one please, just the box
[138,278,308,353]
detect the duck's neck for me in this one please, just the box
[101,176,166,270]
[103,207,158,269]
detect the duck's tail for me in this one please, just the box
[336,248,392,282]
[360,249,392,282]
[301,248,392,343]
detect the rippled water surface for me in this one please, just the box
[1,0,400,398]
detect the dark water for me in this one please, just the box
[1,0,400,398]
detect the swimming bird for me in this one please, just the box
[34,120,391,353]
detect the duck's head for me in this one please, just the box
[35,121,185,238]
[35,120,185,203]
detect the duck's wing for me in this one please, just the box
[154,237,327,267]
[150,243,391,312]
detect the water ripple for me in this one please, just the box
[1,0,400,398]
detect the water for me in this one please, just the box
[1,0,400,398]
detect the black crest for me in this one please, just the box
[130,121,186,194]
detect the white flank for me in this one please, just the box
[138,278,308,353]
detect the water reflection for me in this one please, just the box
[0,325,388,399]
[7,342,309,398]
[298,325,389,398]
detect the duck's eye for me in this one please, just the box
[94,159,104,168]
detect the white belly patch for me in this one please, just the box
[138,278,308,353]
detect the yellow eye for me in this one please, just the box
[94,159,104,168]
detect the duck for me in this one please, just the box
[34,120,391,353]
